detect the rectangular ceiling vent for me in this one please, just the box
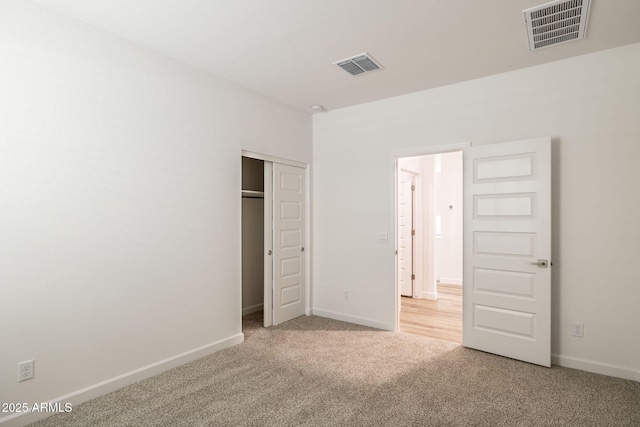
[334,53,383,76]
[523,0,591,51]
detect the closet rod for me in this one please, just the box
[242,190,264,199]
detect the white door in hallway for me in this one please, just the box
[273,163,306,325]
[398,169,415,297]
[463,138,552,367]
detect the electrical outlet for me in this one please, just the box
[19,359,34,382]
[572,322,584,338]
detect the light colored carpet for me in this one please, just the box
[31,313,640,426]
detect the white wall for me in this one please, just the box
[434,152,463,286]
[419,156,436,299]
[313,43,640,380]
[0,2,311,424]
[242,198,264,314]
[398,154,454,300]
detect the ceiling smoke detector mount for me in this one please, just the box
[524,0,591,52]
[334,53,383,76]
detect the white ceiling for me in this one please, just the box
[36,0,640,113]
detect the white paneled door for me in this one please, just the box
[398,169,415,297]
[273,163,306,325]
[463,138,551,367]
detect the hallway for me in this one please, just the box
[399,284,462,343]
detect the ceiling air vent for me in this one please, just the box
[334,53,382,76]
[523,0,591,51]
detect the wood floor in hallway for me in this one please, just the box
[399,284,462,343]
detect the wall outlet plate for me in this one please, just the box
[572,322,584,338]
[19,359,34,382]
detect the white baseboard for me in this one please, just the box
[312,308,391,331]
[552,353,640,382]
[438,278,462,286]
[242,303,263,316]
[0,333,244,427]
[423,291,438,300]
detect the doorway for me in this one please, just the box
[241,153,308,330]
[395,138,552,365]
[241,156,265,322]
[396,151,463,343]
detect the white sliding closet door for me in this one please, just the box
[272,163,306,325]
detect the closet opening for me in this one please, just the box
[242,156,265,329]
[241,152,307,330]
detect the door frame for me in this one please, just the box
[393,142,469,332]
[397,167,421,299]
[241,150,311,327]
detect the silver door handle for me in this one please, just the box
[530,259,548,268]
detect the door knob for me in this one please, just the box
[268,250,272,255]
[301,247,305,252]
[530,259,548,268]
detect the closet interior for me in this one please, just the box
[241,157,265,318]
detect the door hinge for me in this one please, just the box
[411,184,415,191]
[411,229,415,236]
[411,274,415,280]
